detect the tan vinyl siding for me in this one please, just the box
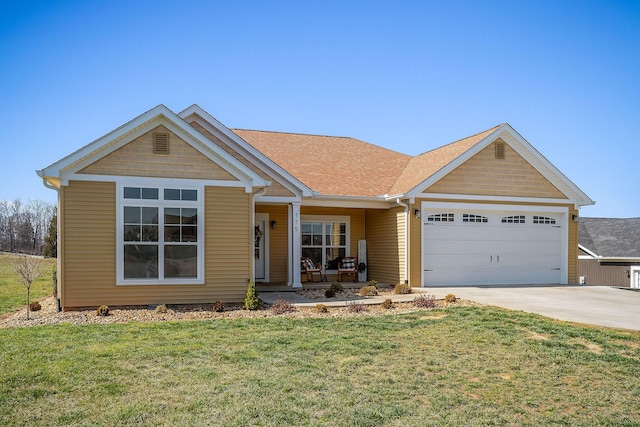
[204,187,252,300]
[426,141,566,199]
[60,182,251,309]
[79,125,238,181]
[61,181,117,308]
[256,205,289,283]
[568,207,579,284]
[364,207,405,285]
[190,121,296,198]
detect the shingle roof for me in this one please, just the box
[579,217,640,258]
[232,129,411,197]
[232,125,501,197]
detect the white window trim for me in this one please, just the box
[301,215,350,273]
[116,178,205,285]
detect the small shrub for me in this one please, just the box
[212,301,225,312]
[394,283,412,295]
[329,282,344,294]
[243,281,263,310]
[346,301,368,313]
[368,280,378,288]
[445,293,457,303]
[315,303,329,313]
[413,294,436,309]
[29,301,41,311]
[96,305,110,316]
[381,298,393,309]
[271,299,295,315]
[324,288,336,298]
[155,304,167,314]
[358,285,378,297]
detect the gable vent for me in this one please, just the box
[153,133,169,154]
[495,140,505,159]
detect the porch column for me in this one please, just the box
[291,202,302,288]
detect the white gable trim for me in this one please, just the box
[578,244,599,259]
[404,124,594,208]
[178,105,315,198]
[37,105,269,192]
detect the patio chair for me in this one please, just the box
[338,256,358,282]
[301,257,324,282]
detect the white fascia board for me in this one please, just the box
[417,192,575,206]
[302,195,391,209]
[404,124,595,208]
[41,105,269,191]
[404,125,507,200]
[39,104,171,179]
[578,244,600,259]
[499,124,594,208]
[598,257,640,263]
[178,105,313,197]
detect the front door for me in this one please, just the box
[254,213,269,282]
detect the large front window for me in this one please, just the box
[301,217,349,271]
[118,183,203,284]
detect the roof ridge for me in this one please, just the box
[232,128,411,158]
[232,128,354,140]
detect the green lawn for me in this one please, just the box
[0,254,56,316]
[1,307,639,426]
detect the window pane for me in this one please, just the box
[182,226,197,242]
[124,225,140,242]
[301,248,322,266]
[142,225,158,242]
[301,223,312,234]
[124,245,158,278]
[164,245,197,278]
[142,207,158,224]
[182,189,197,201]
[165,208,181,224]
[326,248,346,269]
[142,188,158,200]
[124,187,141,199]
[124,206,140,224]
[312,235,322,245]
[301,235,311,245]
[164,188,180,200]
[182,208,197,224]
[165,226,181,242]
[311,223,322,234]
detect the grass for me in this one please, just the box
[1,307,639,426]
[0,254,56,316]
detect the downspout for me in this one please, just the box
[42,178,62,312]
[251,187,268,285]
[395,198,410,285]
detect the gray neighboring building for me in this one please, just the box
[579,217,640,287]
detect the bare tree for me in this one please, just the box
[11,255,43,320]
[0,199,55,255]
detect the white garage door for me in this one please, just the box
[422,204,565,286]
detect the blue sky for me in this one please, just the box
[1,0,638,218]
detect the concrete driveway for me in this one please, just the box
[428,285,640,331]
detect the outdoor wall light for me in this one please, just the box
[414,209,421,219]
[271,220,277,229]
[572,214,579,223]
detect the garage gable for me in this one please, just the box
[406,124,593,208]
[425,138,566,199]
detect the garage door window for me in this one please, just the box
[427,213,454,222]
[501,215,525,224]
[463,214,488,223]
[533,216,556,224]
